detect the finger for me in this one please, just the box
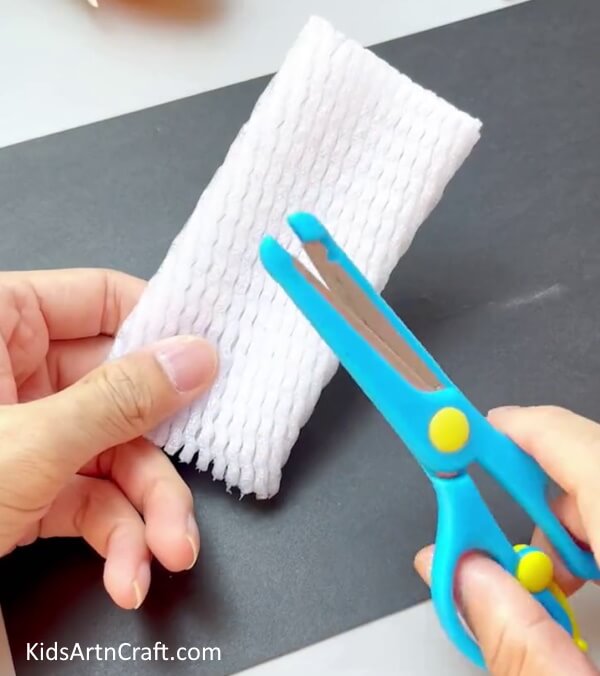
[488,406,600,564]
[46,336,113,391]
[414,546,595,675]
[488,406,600,498]
[531,529,584,596]
[531,493,590,596]
[38,475,151,610]
[81,439,199,572]
[0,339,17,405]
[0,269,144,340]
[7,336,218,500]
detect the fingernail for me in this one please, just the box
[186,513,200,570]
[414,547,433,584]
[153,337,218,393]
[132,561,151,610]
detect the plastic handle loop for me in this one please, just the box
[431,474,576,668]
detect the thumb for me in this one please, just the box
[414,546,596,675]
[18,336,218,478]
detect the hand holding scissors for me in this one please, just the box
[416,405,600,675]
[260,212,599,669]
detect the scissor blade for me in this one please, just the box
[293,255,440,392]
[261,235,437,398]
[301,242,442,392]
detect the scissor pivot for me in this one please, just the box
[515,548,554,593]
[428,407,470,453]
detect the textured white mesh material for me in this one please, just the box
[110,17,481,498]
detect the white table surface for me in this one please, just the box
[239,590,600,676]
[1,0,525,149]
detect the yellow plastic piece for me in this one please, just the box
[515,550,554,593]
[512,545,587,652]
[428,407,470,453]
[549,581,588,653]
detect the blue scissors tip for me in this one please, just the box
[259,235,279,259]
[287,212,327,243]
[259,236,293,276]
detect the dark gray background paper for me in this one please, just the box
[1,0,599,673]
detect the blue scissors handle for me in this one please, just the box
[414,390,600,581]
[430,473,575,667]
[475,424,599,580]
[259,212,598,668]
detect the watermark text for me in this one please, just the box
[26,641,221,663]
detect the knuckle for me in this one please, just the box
[73,489,93,534]
[87,478,117,506]
[144,475,193,514]
[73,481,126,547]
[175,482,194,514]
[93,364,155,434]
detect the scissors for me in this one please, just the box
[260,212,599,668]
